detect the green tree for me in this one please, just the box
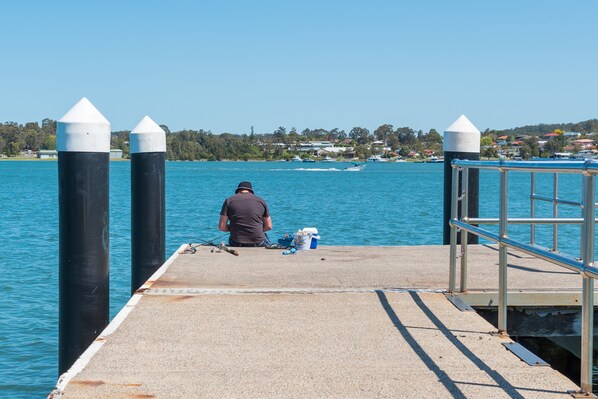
[395,127,416,145]
[373,124,393,141]
[542,138,563,156]
[273,126,286,142]
[41,119,56,139]
[519,144,531,159]
[353,144,371,159]
[349,127,371,145]
[329,128,344,141]
[481,146,498,159]
[24,129,44,150]
[480,136,493,147]
[288,127,299,143]
[43,135,56,150]
[524,136,540,158]
[423,129,442,144]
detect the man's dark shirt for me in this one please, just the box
[220,193,270,244]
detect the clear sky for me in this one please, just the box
[1,1,596,134]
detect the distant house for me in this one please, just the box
[318,146,350,155]
[292,141,337,155]
[110,149,123,159]
[572,139,595,149]
[37,150,57,159]
[544,132,559,138]
[564,131,581,138]
[314,141,333,148]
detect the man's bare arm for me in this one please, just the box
[263,216,272,232]
[219,215,229,232]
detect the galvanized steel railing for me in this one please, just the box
[448,159,597,395]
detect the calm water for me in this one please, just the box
[0,160,590,398]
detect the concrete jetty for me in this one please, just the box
[51,245,584,398]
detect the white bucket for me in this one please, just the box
[294,231,312,251]
[303,227,318,235]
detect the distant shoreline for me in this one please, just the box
[0,156,56,161]
[0,157,130,162]
[0,157,464,163]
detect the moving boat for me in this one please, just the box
[344,162,366,171]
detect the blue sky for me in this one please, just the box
[1,1,596,134]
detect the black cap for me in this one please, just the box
[235,181,254,194]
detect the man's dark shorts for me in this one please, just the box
[228,234,272,247]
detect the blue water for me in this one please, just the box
[0,160,590,398]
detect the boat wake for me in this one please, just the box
[294,167,342,172]
[269,168,342,172]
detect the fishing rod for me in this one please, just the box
[183,234,239,256]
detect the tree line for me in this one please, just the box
[0,120,444,160]
[499,119,598,137]
[0,119,57,156]
[1,118,597,160]
[161,125,444,161]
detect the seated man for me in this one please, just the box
[218,181,272,247]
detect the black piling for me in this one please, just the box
[442,115,480,245]
[57,98,110,375]
[130,116,166,295]
[131,152,166,293]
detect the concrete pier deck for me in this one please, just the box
[52,245,585,398]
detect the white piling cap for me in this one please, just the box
[443,114,480,153]
[130,116,167,153]
[56,97,111,152]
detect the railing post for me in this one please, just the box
[449,165,460,293]
[580,172,595,395]
[460,167,469,292]
[580,276,594,394]
[553,173,559,251]
[530,172,536,245]
[580,176,586,259]
[498,167,508,335]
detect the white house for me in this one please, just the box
[37,150,57,159]
[110,149,123,159]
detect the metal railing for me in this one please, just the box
[448,159,598,395]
